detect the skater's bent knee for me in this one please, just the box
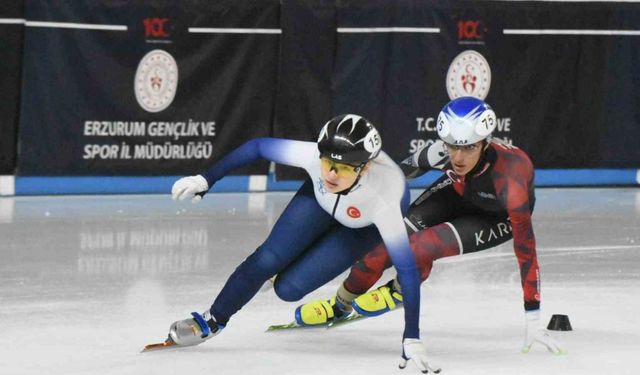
[273,280,305,302]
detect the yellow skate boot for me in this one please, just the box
[294,297,349,326]
[352,280,403,317]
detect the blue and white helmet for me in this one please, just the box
[436,97,496,145]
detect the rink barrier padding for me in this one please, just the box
[0,176,16,195]
[9,175,304,195]
[2,169,639,196]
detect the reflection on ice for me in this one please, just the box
[0,188,639,375]
[78,224,210,275]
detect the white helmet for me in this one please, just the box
[436,97,496,145]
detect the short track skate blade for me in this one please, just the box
[266,321,304,331]
[266,321,336,331]
[267,313,367,332]
[141,336,179,352]
[327,312,366,328]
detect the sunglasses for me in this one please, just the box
[320,157,363,178]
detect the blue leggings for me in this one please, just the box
[211,179,409,324]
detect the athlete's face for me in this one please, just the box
[320,157,366,193]
[445,141,485,177]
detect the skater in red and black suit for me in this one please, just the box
[297,97,563,368]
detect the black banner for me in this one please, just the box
[274,0,640,180]
[12,0,640,180]
[601,4,640,167]
[18,0,280,176]
[331,0,448,164]
[331,0,616,167]
[0,1,24,174]
[273,0,336,180]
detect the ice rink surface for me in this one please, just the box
[1,188,639,375]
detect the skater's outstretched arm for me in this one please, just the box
[200,138,314,187]
[493,143,563,355]
[374,203,419,340]
[375,203,440,372]
[172,138,315,201]
[493,145,539,312]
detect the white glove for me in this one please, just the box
[171,175,209,203]
[522,310,564,354]
[399,338,441,374]
[426,140,448,170]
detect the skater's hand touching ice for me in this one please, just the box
[399,338,441,374]
[522,310,564,355]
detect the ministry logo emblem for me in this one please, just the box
[134,49,179,113]
[446,50,491,100]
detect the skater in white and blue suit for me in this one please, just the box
[167,114,438,373]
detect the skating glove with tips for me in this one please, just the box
[172,175,209,203]
[399,338,441,374]
[522,310,564,355]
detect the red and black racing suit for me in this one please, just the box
[344,140,540,311]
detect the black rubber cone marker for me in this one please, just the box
[547,314,573,331]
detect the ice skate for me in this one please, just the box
[142,311,224,352]
[294,297,351,326]
[352,279,403,317]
